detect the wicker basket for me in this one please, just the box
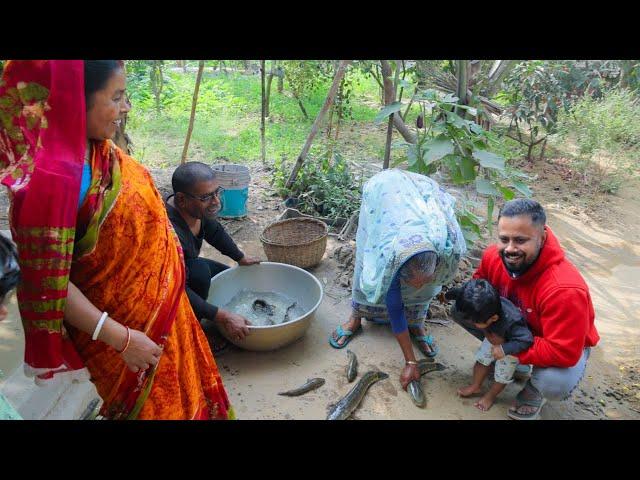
[260,217,328,268]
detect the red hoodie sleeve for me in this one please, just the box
[471,248,490,280]
[516,287,589,368]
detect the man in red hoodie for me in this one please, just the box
[469,199,599,419]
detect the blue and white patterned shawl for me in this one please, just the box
[352,169,466,307]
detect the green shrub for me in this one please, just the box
[272,149,363,219]
[555,89,640,193]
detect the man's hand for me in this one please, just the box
[215,309,251,340]
[491,344,505,360]
[400,363,421,390]
[238,255,260,266]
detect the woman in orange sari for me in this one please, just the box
[0,60,234,419]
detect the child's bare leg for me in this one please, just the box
[475,381,507,411]
[458,361,491,397]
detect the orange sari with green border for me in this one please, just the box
[1,60,233,419]
[72,140,234,419]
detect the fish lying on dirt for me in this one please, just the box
[278,378,325,396]
[408,381,426,408]
[346,350,358,382]
[327,370,389,420]
[407,361,446,408]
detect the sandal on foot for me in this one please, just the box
[329,324,362,349]
[410,332,439,358]
[507,384,546,420]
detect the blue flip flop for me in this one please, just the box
[410,333,439,358]
[329,324,361,349]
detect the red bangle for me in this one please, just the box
[117,327,131,354]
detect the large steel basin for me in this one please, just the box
[208,262,323,351]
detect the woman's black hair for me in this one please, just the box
[0,234,20,299]
[83,60,123,108]
[447,278,501,324]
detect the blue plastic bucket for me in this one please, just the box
[212,164,250,218]
[219,187,249,218]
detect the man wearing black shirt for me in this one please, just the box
[166,162,260,351]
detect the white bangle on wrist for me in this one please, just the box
[92,311,109,341]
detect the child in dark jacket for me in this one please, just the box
[446,278,533,412]
[0,233,22,419]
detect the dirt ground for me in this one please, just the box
[0,155,638,420]
[148,160,640,420]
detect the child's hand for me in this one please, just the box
[485,331,504,346]
[491,344,505,360]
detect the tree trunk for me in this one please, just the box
[265,61,275,117]
[294,94,309,120]
[369,65,385,93]
[260,60,266,165]
[526,142,534,162]
[150,61,164,115]
[397,60,407,103]
[456,60,469,115]
[486,60,515,97]
[180,61,205,164]
[539,138,548,161]
[335,82,345,144]
[285,60,351,189]
[383,61,401,169]
[277,65,284,93]
[383,115,394,169]
[380,60,416,144]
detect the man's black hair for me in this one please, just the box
[0,234,20,298]
[172,162,217,194]
[498,198,546,227]
[445,278,501,324]
[83,60,123,108]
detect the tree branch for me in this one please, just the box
[380,60,416,144]
[285,61,351,189]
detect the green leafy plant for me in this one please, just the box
[272,149,362,219]
[555,88,640,193]
[282,61,333,120]
[125,60,175,115]
[497,61,566,161]
[378,88,531,244]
